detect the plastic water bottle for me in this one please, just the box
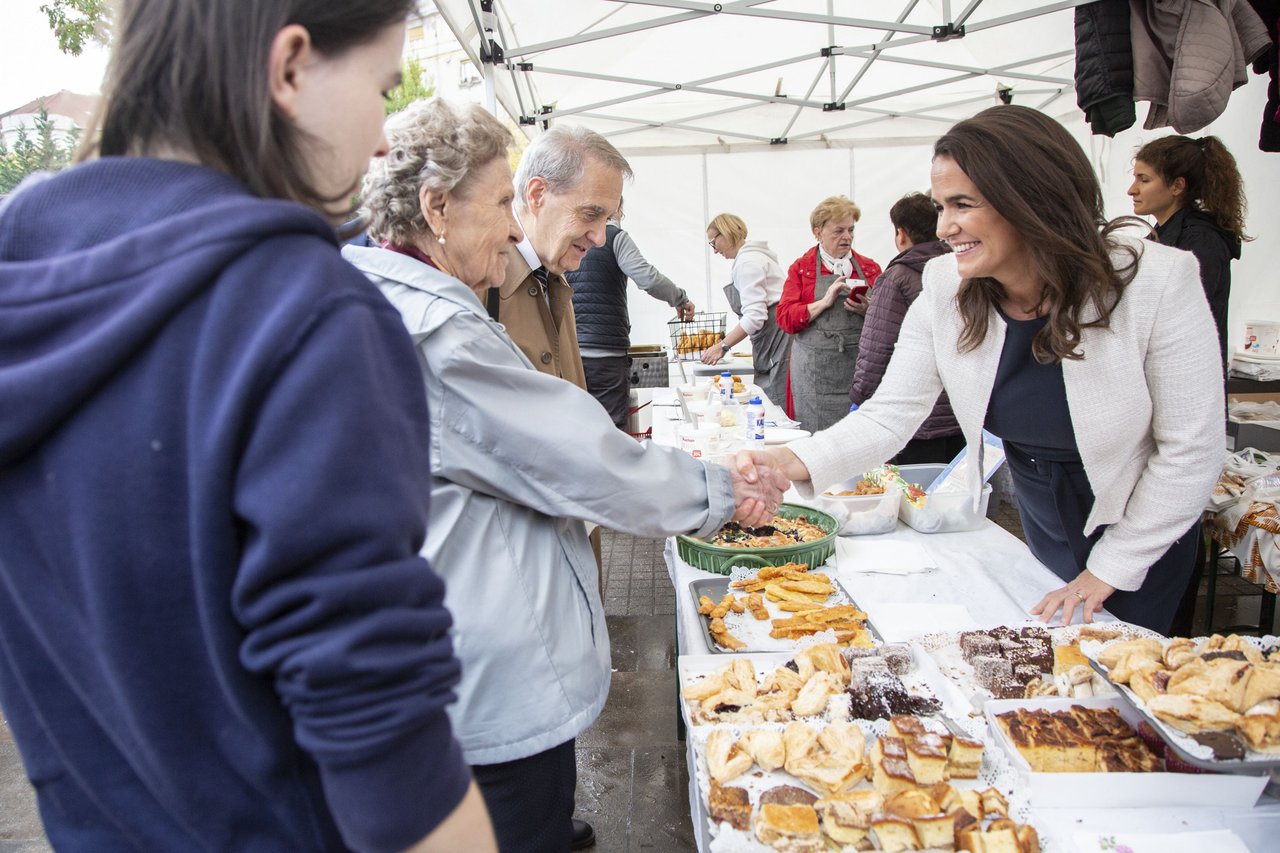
[745,396,765,447]
[718,371,733,404]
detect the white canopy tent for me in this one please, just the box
[434,0,1278,355]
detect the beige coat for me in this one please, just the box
[495,252,588,391]
[790,236,1225,593]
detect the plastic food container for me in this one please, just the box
[817,478,900,536]
[678,424,721,459]
[897,463,991,534]
[1243,320,1280,356]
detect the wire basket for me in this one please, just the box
[668,312,727,361]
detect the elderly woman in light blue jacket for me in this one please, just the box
[344,99,785,853]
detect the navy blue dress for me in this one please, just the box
[984,308,1198,633]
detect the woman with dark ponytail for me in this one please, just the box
[1129,135,1250,366]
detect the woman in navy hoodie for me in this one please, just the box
[0,2,494,851]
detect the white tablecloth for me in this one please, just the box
[654,385,1280,852]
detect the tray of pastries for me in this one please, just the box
[1083,633,1280,771]
[690,563,880,653]
[690,711,1038,853]
[983,696,1269,808]
[679,644,954,728]
[916,622,1159,707]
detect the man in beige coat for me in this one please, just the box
[489,126,631,392]
[487,124,631,852]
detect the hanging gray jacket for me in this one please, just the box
[1131,0,1271,132]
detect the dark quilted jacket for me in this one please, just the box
[849,240,959,441]
[1074,0,1136,136]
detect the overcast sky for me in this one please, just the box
[1,3,109,111]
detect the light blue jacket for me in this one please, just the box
[343,246,734,764]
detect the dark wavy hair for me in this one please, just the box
[79,0,414,215]
[935,105,1139,363]
[1135,135,1251,242]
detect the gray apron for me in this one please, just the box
[789,247,866,433]
[723,281,791,408]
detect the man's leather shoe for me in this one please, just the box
[570,818,596,850]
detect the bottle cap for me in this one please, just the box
[849,403,860,412]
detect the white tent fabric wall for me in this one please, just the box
[623,76,1277,357]
[433,1,1278,360]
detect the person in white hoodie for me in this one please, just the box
[701,213,791,406]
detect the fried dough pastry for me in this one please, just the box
[793,643,850,682]
[1236,711,1280,754]
[739,728,787,771]
[1098,638,1163,670]
[706,729,754,784]
[781,720,868,794]
[1147,693,1242,734]
[792,671,840,717]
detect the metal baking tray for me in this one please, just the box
[689,575,882,654]
[1087,657,1280,773]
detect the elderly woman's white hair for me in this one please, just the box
[361,98,513,247]
[512,125,632,211]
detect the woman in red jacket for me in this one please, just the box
[777,195,881,432]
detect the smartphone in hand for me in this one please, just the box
[847,281,869,301]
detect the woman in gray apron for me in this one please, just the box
[776,196,882,433]
[701,213,791,407]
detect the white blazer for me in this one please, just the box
[791,234,1224,591]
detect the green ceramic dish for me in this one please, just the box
[676,503,839,575]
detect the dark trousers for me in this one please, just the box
[582,356,630,429]
[1006,444,1199,634]
[473,739,577,853]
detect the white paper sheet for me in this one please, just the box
[835,536,936,574]
[852,602,980,643]
[1072,829,1251,853]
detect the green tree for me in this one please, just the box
[41,0,111,56]
[0,106,81,194]
[385,57,435,116]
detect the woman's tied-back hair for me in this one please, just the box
[512,125,632,210]
[707,213,747,249]
[809,195,861,233]
[889,192,939,246]
[934,105,1139,363]
[1135,135,1251,243]
[82,0,414,214]
[361,98,514,247]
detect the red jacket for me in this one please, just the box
[776,248,882,334]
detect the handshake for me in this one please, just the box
[724,449,810,528]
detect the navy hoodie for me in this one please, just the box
[0,159,468,852]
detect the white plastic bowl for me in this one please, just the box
[817,478,901,536]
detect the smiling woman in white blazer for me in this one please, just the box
[767,105,1224,634]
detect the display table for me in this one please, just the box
[1206,502,1280,596]
[653,385,1280,852]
